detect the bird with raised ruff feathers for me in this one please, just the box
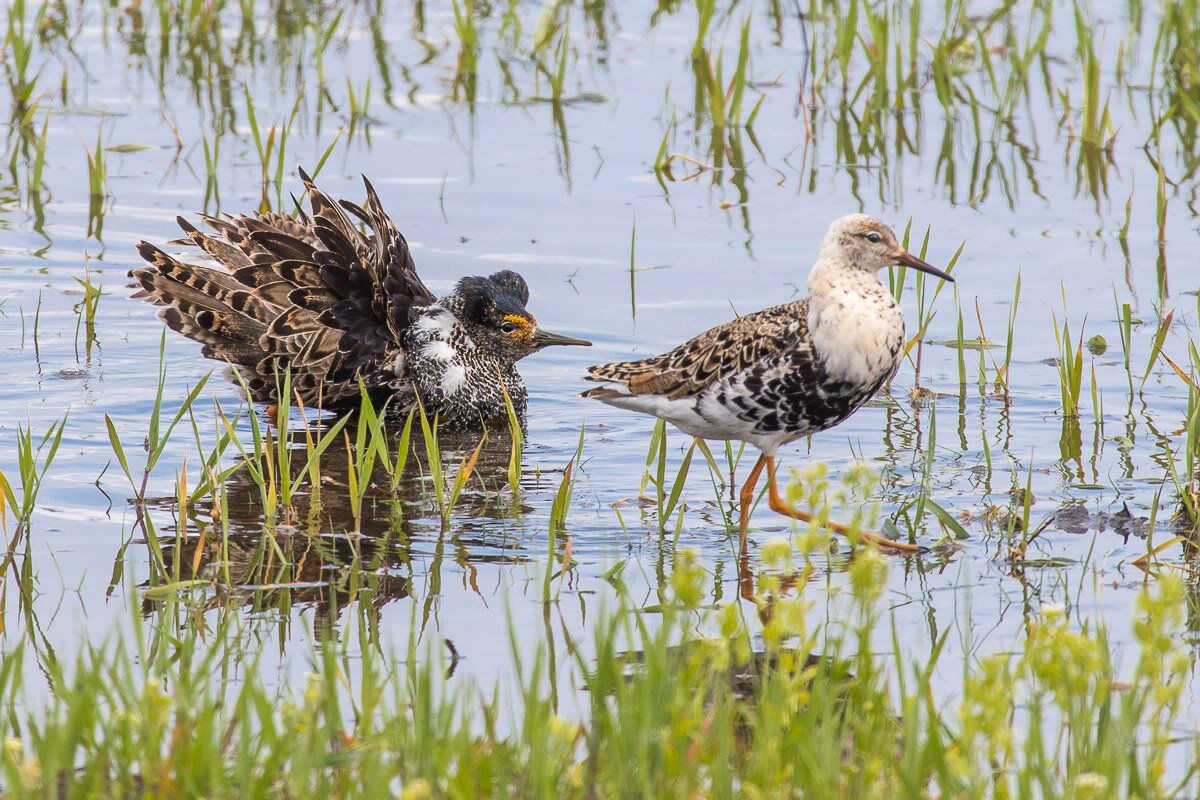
[130,169,591,430]
[584,214,954,553]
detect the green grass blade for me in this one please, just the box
[104,414,135,490]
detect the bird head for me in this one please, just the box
[820,214,954,282]
[452,270,591,362]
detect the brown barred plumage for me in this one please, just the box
[130,169,590,428]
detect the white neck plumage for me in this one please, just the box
[805,261,904,386]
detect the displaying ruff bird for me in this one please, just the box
[130,169,591,430]
[583,214,953,553]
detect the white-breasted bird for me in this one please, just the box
[584,214,953,552]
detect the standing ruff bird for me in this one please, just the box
[583,214,953,552]
[130,169,591,430]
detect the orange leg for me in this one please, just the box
[737,453,770,553]
[762,456,923,554]
[735,454,772,601]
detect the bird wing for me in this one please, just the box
[301,170,436,386]
[130,168,437,408]
[584,300,810,400]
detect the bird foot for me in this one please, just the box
[766,483,924,555]
[857,531,927,555]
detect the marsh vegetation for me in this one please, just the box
[2,0,1200,795]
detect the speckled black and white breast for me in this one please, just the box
[401,303,528,429]
[703,334,898,451]
[697,281,905,451]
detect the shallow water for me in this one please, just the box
[2,0,1200,742]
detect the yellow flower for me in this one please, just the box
[1071,771,1108,799]
[401,778,433,800]
[19,756,41,789]
[760,537,792,568]
[1039,603,1066,623]
[303,673,325,705]
[848,548,887,602]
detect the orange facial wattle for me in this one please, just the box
[502,314,535,343]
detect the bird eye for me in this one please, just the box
[500,321,519,334]
[865,232,883,243]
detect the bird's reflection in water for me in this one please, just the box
[139,417,540,631]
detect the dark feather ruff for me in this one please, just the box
[130,168,435,409]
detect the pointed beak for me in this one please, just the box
[895,249,954,283]
[532,328,593,349]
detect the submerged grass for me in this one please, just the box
[1,0,1194,231]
